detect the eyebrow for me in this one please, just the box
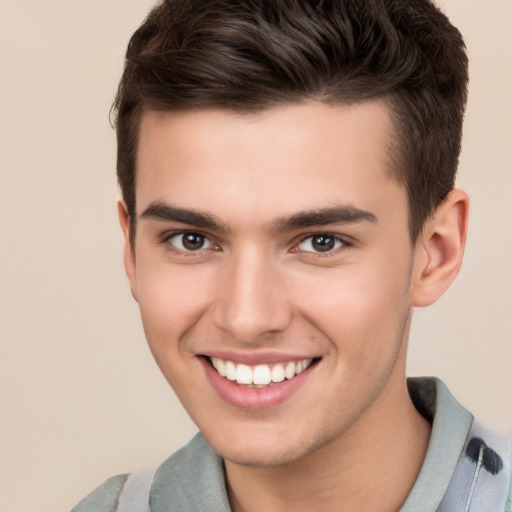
[140,202,230,232]
[269,206,378,233]
[140,202,377,233]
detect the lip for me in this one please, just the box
[199,355,320,411]
[204,350,319,366]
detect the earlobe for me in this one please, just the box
[117,200,138,302]
[411,189,469,307]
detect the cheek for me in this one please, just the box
[135,264,212,402]
[289,259,411,362]
[135,259,214,351]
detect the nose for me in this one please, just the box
[211,247,293,343]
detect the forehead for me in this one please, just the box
[135,101,405,227]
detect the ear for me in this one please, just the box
[117,200,138,302]
[411,189,469,307]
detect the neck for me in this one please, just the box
[225,373,431,512]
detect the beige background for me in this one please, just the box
[0,1,511,510]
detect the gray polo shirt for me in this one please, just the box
[71,377,512,512]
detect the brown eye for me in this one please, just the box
[182,233,205,250]
[168,232,213,251]
[312,235,335,252]
[297,234,343,253]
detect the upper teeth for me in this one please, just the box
[210,357,313,386]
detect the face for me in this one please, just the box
[122,101,420,467]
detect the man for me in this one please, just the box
[73,0,511,510]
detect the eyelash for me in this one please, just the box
[293,233,352,256]
[159,231,219,256]
[159,231,352,256]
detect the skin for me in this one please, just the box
[119,101,468,511]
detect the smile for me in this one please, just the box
[209,357,314,387]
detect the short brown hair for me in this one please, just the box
[112,0,468,242]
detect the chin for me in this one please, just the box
[203,421,336,469]
[219,443,307,468]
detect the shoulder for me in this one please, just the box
[70,473,129,512]
[506,463,512,512]
[149,433,231,511]
[70,433,230,512]
[403,378,512,512]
